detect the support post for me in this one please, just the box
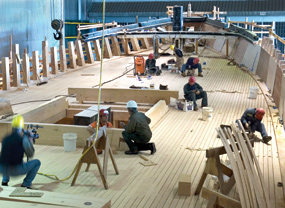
[59,45,67,72]
[12,44,20,87]
[42,40,49,77]
[85,41,95,63]
[50,47,58,74]
[68,41,77,68]
[2,57,10,90]
[32,51,40,81]
[75,39,86,66]
[103,38,113,59]
[22,53,30,84]
[226,39,229,57]
[92,39,101,61]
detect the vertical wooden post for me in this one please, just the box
[213,6,216,19]
[245,17,248,29]
[110,36,121,56]
[22,53,30,84]
[68,41,77,68]
[251,20,255,31]
[50,47,58,74]
[85,41,95,63]
[195,39,199,54]
[187,4,191,17]
[92,39,101,61]
[122,35,129,55]
[59,45,67,72]
[32,51,40,81]
[12,44,20,87]
[217,7,220,20]
[9,35,12,59]
[226,39,229,57]
[140,38,150,49]
[42,40,49,77]
[2,57,10,90]
[103,38,113,59]
[75,40,86,66]
[227,18,231,28]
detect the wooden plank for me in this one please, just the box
[75,39,85,66]
[2,57,10,90]
[32,51,40,81]
[201,188,242,208]
[68,41,77,68]
[103,38,113,59]
[85,41,95,64]
[12,44,20,87]
[50,47,58,74]
[68,88,179,104]
[92,39,101,61]
[59,44,67,72]
[145,100,169,129]
[42,40,49,77]
[0,186,111,208]
[110,36,121,56]
[22,53,30,84]
[121,37,130,55]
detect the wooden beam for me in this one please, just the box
[12,44,20,87]
[110,36,121,56]
[75,40,85,66]
[85,41,95,63]
[42,40,49,77]
[32,51,40,81]
[103,38,113,59]
[68,41,77,68]
[59,45,67,72]
[202,187,242,208]
[121,37,130,55]
[92,39,101,61]
[50,47,58,74]
[68,88,179,104]
[1,57,10,90]
[130,38,141,51]
[139,38,150,49]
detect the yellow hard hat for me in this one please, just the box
[170,45,175,50]
[12,115,24,129]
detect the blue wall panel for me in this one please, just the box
[0,0,63,58]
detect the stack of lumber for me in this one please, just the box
[216,121,272,208]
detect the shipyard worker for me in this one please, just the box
[120,100,156,155]
[239,108,272,143]
[170,45,184,71]
[183,76,208,111]
[87,109,113,154]
[181,57,203,77]
[146,53,160,75]
[0,115,41,189]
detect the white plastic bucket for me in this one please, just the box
[202,107,213,121]
[63,133,77,152]
[249,87,258,99]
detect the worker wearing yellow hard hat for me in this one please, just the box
[0,115,41,189]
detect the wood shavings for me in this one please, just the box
[186,147,207,151]
[139,160,157,166]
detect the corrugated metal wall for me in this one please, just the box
[0,0,63,58]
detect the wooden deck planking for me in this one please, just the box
[0,48,284,207]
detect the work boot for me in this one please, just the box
[125,149,138,155]
[201,105,208,108]
[194,106,198,111]
[1,181,8,186]
[262,136,272,144]
[149,143,156,154]
[187,71,192,76]
[181,72,186,77]
[198,72,203,77]
[96,149,103,155]
[21,184,35,189]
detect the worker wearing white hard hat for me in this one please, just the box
[120,100,156,155]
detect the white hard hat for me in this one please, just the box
[126,100,138,108]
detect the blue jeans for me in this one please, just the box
[181,63,202,73]
[1,159,41,187]
[236,120,268,138]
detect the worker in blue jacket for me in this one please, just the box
[239,108,272,143]
[183,76,208,111]
[170,45,184,71]
[181,57,203,77]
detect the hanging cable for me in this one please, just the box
[37,0,107,182]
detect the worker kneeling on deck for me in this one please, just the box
[0,115,41,189]
[183,76,208,111]
[146,53,161,75]
[181,57,203,77]
[87,109,113,154]
[239,108,272,144]
[120,100,156,155]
